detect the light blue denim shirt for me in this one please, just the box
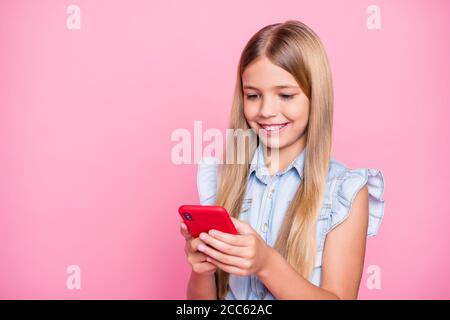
[197,143,385,300]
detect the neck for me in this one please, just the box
[262,135,306,176]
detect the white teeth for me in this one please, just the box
[265,126,282,131]
[261,124,286,131]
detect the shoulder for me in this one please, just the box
[326,157,386,237]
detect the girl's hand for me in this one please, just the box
[180,222,217,276]
[196,217,273,276]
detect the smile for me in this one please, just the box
[258,122,290,135]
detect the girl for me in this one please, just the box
[180,20,385,300]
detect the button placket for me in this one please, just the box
[252,177,275,297]
[261,222,268,233]
[261,179,277,238]
[257,179,272,235]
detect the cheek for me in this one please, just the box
[284,100,309,124]
[243,104,258,122]
[282,101,309,137]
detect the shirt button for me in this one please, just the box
[261,222,268,233]
[268,189,275,198]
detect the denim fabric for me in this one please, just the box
[197,143,385,300]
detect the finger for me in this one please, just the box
[230,217,253,235]
[185,241,211,256]
[180,222,192,238]
[199,232,249,257]
[197,242,250,269]
[207,229,251,246]
[190,238,207,252]
[188,251,210,264]
[193,261,217,274]
[206,257,247,276]
[180,222,193,240]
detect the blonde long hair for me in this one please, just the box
[214,20,333,299]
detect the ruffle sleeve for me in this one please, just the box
[196,157,218,205]
[328,168,385,236]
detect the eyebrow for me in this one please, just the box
[243,84,299,90]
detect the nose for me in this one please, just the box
[259,96,278,118]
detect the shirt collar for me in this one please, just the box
[249,143,306,182]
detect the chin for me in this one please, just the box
[258,136,286,149]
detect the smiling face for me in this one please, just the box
[242,56,310,152]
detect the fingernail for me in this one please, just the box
[180,223,186,229]
[197,244,205,251]
[209,230,216,237]
[199,233,207,240]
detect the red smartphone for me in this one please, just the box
[178,205,238,238]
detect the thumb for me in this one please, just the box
[230,217,253,235]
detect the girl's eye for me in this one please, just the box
[279,94,294,100]
[245,94,259,100]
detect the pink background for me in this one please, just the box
[1,0,449,299]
